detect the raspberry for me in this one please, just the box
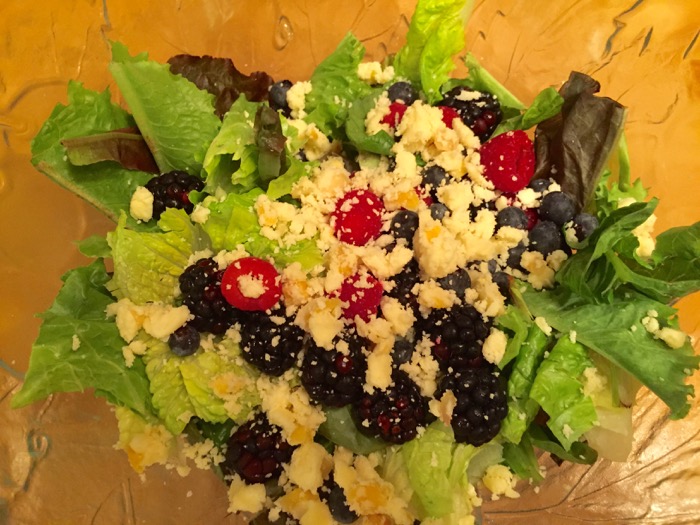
[480,130,535,193]
[332,189,385,246]
[380,102,408,128]
[145,170,204,220]
[352,370,432,444]
[337,272,384,322]
[220,257,281,311]
[221,412,295,484]
[438,106,460,128]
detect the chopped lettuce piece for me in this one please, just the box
[12,260,153,418]
[493,87,564,136]
[502,432,544,483]
[108,209,210,304]
[394,0,474,103]
[61,127,159,173]
[529,337,598,450]
[30,81,153,221]
[318,406,387,455]
[109,42,221,174]
[345,91,394,156]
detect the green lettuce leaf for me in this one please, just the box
[345,91,394,156]
[77,235,111,258]
[529,337,598,450]
[502,432,544,482]
[108,209,210,304]
[522,284,700,420]
[453,53,526,112]
[109,42,220,174]
[493,87,564,136]
[495,304,532,368]
[12,260,153,417]
[304,33,373,136]
[30,81,153,221]
[393,0,473,103]
[255,105,289,188]
[61,127,159,173]
[267,156,315,201]
[527,424,598,465]
[318,406,387,455]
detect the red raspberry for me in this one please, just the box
[332,189,385,246]
[480,130,535,193]
[220,257,281,311]
[381,102,408,128]
[524,208,539,230]
[438,106,460,129]
[338,273,384,322]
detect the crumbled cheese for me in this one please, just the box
[287,81,312,119]
[302,123,334,161]
[71,334,81,351]
[365,92,393,135]
[294,297,344,349]
[287,442,332,492]
[183,438,224,470]
[122,339,148,368]
[520,251,556,289]
[569,330,577,343]
[106,298,190,343]
[414,279,460,310]
[582,367,607,398]
[190,204,210,224]
[227,474,267,514]
[237,274,266,299]
[482,465,520,501]
[379,296,416,337]
[357,61,395,84]
[129,186,154,222]
[534,316,553,336]
[399,336,439,397]
[429,389,457,426]
[482,328,508,365]
[657,327,688,349]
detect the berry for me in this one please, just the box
[440,88,503,142]
[524,208,539,230]
[506,242,527,270]
[392,337,415,366]
[571,212,599,242]
[389,210,419,245]
[496,207,529,230]
[438,106,460,128]
[386,259,421,310]
[439,365,508,446]
[300,333,369,407]
[179,258,239,335]
[145,170,205,220]
[220,256,281,311]
[528,220,564,256]
[539,191,576,226]
[269,80,293,117]
[168,324,200,356]
[480,130,535,193]
[528,178,553,193]
[221,413,295,484]
[352,370,431,444]
[415,304,491,371]
[332,189,385,246]
[387,81,418,105]
[338,272,384,322]
[491,271,511,301]
[381,102,408,128]
[421,165,448,197]
[238,310,305,376]
[429,202,449,221]
[319,474,358,524]
[436,268,471,300]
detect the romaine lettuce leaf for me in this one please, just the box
[30,81,153,221]
[502,432,544,482]
[345,91,394,156]
[527,424,598,465]
[304,33,373,136]
[12,260,153,418]
[61,127,159,173]
[318,406,387,455]
[109,42,221,174]
[529,337,598,450]
[108,209,210,304]
[267,156,315,201]
[394,0,473,103]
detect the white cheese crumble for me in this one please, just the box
[357,61,395,84]
[482,328,508,365]
[286,81,312,119]
[482,465,520,501]
[129,186,154,222]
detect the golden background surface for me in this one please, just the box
[1,1,698,523]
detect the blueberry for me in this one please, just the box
[268,80,293,115]
[571,212,599,242]
[438,268,471,300]
[430,202,449,221]
[506,243,527,270]
[539,191,576,226]
[168,324,200,356]
[528,178,552,193]
[392,337,415,365]
[387,81,418,104]
[326,482,358,524]
[496,207,528,230]
[529,220,564,256]
[421,165,448,194]
[492,271,511,300]
[389,210,419,244]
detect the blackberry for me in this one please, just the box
[300,332,369,407]
[387,81,418,105]
[319,473,358,524]
[168,324,200,356]
[238,309,305,376]
[440,87,502,142]
[179,258,239,335]
[415,303,491,371]
[221,412,295,484]
[538,191,576,226]
[386,259,421,311]
[529,220,564,256]
[439,365,508,446]
[269,80,293,117]
[145,170,204,220]
[352,370,431,444]
[496,207,529,231]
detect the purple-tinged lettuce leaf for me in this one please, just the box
[61,127,159,173]
[255,105,289,188]
[167,54,274,119]
[534,71,627,211]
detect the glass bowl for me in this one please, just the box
[1,0,699,523]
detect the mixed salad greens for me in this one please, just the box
[13,0,700,523]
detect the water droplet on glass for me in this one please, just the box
[274,16,293,50]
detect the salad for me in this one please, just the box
[12,0,700,523]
